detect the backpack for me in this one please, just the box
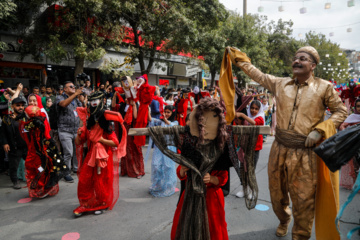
[48,102,59,130]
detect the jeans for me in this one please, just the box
[58,131,78,175]
[8,148,27,183]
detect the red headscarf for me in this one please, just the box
[27,94,51,139]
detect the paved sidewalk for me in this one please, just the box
[0,136,359,240]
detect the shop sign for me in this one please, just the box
[185,66,201,77]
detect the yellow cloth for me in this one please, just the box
[219,47,251,124]
[314,120,340,240]
[202,78,207,89]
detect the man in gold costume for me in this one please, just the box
[220,46,347,240]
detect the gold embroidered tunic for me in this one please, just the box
[236,61,347,240]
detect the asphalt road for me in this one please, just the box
[0,136,359,240]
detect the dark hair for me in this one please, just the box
[250,100,261,109]
[33,86,39,90]
[63,81,73,87]
[164,105,176,122]
[166,94,173,100]
[23,86,29,90]
[355,98,360,105]
[46,85,52,89]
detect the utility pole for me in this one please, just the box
[243,0,247,16]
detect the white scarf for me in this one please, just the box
[262,103,269,111]
[247,100,265,125]
[344,113,360,124]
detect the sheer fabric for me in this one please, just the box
[148,125,259,240]
[146,118,177,197]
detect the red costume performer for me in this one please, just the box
[21,105,67,198]
[172,166,229,240]
[114,76,145,178]
[133,74,156,146]
[74,92,126,216]
[340,81,360,107]
[176,89,193,126]
[189,86,211,104]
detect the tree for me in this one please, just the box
[0,0,17,50]
[266,19,301,77]
[4,0,125,79]
[302,32,349,83]
[223,13,272,87]
[115,0,228,74]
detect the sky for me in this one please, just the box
[219,0,360,51]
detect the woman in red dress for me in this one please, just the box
[74,91,124,216]
[22,105,66,198]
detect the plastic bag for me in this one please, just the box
[314,123,360,172]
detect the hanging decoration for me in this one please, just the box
[347,0,355,7]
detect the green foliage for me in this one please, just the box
[116,0,228,74]
[302,32,349,83]
[0,0,16,20]
[0,0,17,51]
[3,0,125,76]
[99,56,135,78]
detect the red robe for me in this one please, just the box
[134,74,156,146]
[340,86,360,107]
[22,122,59,198]
[176,98,192,126]
[111,103,144,178]
[189,91,211,104]
[120,122,145,178]
[74,128,120,214]
[171,166,229,240]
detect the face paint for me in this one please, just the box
[136,78,145,88]
[90,99,101,107]
[124,79,130,87]
[193,87,199,94]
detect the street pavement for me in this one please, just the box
[0,136,359,240]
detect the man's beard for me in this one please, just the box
[46,91,52,95]
[14,109,24,115]
[14,109,25,119]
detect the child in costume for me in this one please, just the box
[146,105,178,197]
[73,91,126,217]
[146,98,260,240]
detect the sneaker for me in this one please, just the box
[236,189,244,198]
[64,175,74,183]
[94,210,103,215]
[13,181,21,190]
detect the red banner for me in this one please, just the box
[159,79,169,85]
